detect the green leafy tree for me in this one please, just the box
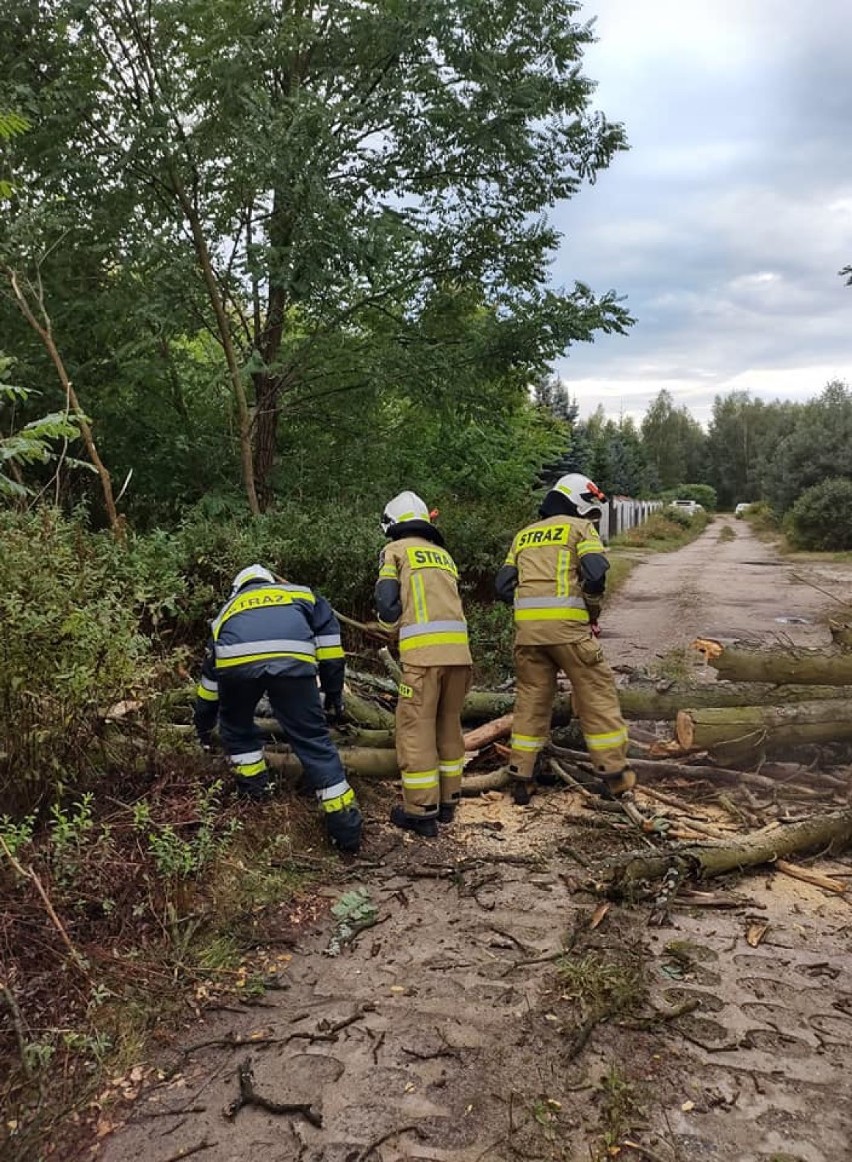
[2,0,631,514]
[640,389,707,492]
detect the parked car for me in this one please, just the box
[734,502,751,518]
[668,499,703,516]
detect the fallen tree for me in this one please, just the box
[675,699,852,762]
[617,676,850,720]
[592,808,852,894]
[693,638,852,685]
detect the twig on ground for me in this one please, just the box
[223,1056,322,1126]
[355,1124,423,1161]
[160,1140,216,1162]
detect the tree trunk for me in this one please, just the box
[7,271,123,538]
[829,621,852,648]
[167,169,260,516]
[676,699,852,762]
[617,676,850,720]
[251,371,282,512]
[693,638,852,685]
[593,809,852,894]
[460,690,572,724]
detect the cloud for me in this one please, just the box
[549,0,852,422]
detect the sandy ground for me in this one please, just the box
[601,516,840,673]
[96,521,852,1162]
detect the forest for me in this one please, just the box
[2,2,851,1157]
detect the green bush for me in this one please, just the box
[0,509,172,817]
[673,483,717,511]
[786,478,852,551]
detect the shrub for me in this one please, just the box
[0,509,172,816]
[786,477,852,551]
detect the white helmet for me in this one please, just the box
[380,490,430,535]
[230,564,275,596]
[549,473,607,517]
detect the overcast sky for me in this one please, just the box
[553,0,852,424]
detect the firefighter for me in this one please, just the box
[193,564,362,853]
[495,475,636,804]
[375,492,473,837]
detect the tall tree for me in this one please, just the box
[2,0,631,513]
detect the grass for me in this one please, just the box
[718,524,736,542]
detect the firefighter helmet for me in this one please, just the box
[549,474,607,517]
[230,564,275,595]
[380,490,431,535]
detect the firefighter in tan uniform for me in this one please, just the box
[495,474,636,805]
[375,491,473,837]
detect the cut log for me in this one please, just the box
[675,700,852,761]
[594,809,852,893]
[692,638,852,685]
[617,676,850,721]
[267,747,399,779]
[342,690,396,731]
[461,714,514,750]
[460,690,572,725]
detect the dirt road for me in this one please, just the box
[99,524,852,1162]
[601,516,834,672]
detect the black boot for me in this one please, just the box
[438,803,457,824]
[511,778,533,806]
[389,805,438,838]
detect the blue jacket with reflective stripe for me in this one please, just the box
[193,580,344,738]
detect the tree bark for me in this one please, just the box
[593,809,852,893]
[676,700,852,761]
[617,676,850,720]
[693,638,852,685]
[460,690,572,724]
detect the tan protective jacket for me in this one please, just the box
[376,537,472,667]
[499,514,606,645]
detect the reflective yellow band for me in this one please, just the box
[399,632,469,651]
[216,651,317,669]
[411,572,428,624]
[585,727,628,751]
[439,759,464,773]
[510,734,546,751]
[213,585,315,636]
[401,769,440,788]
[379,563,398,578]
[316,646,345,661]
[195,684,218,702]
[556,548,571,598]
[321,788,355,813]
[235,759,267,777]
[577,538,604,556]
[406,546,459,576]
[514,608,589,622]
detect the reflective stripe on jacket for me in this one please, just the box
[497,515,607,645]
[375,537,472,667]
[210,581,345,688]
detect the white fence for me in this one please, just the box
[597,497,662,543]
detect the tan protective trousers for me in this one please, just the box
[509,640,629,780]
[396,664,473,817]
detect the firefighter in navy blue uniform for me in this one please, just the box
[374,492,473,838]
[495,475,636,805]
[193,565,362,853]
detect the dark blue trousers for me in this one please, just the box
[217,674,346,794]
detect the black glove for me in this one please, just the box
[324,692,345,726]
